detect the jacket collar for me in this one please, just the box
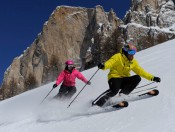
[64,67,75,73]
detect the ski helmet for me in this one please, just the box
[65,60,74,65]
[123,43,137,55]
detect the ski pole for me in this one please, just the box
[131,86,157,95]
[135,82,155,89]
[40,88,54,104]
[67,68,100,108]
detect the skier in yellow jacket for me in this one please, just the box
[92,43,161,107]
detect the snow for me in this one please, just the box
[91,38,94,43]
[97,23,103,33]
[44,21,48,26]
[136,0,142,3]
[1,39,175,132]
[126,22,175,34]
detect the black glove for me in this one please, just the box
[87,81,91,85]
[98,63,105,69]
[153,77,161,82]
[53,83,58,88]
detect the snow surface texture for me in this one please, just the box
[0,39,175,132]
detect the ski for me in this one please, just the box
[112,101,129,108]
[131,89,159,101]
[107,89,159,108]
[138,89,159,96]
[118,89,159,103]
[98,101,129,112]
[92,89,159,111]
[131,86,158,95]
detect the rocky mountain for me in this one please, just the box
[1,0,175,100]
[124,0,175,28]
[122,0,175,50]
[0,6,123,99]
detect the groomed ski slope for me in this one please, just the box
[0,39,175,132]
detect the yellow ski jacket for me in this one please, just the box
[103,52,154,81]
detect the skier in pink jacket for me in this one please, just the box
[53,60,91,99]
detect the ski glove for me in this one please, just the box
[53,83,58,88]
[153,77,161,82]
[87,81,91,85]
[98,63,104,69]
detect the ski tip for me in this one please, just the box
[147,89,159,96]
[112,101,129,108]
[153,89,159,96]
[122,101,129,107]
[92,102,95,106]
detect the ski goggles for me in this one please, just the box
[68,64,74,68]
[123,48,136,55]
[127,50,136,55]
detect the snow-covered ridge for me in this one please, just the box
[126,22,175,33]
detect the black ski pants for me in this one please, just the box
[94,75,141,106]
[54,84,77,100]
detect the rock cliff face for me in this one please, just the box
[0,6,123,99]
[124,0,175,27]
[1,1,175,100]
[122,0,175,50]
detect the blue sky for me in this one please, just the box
[0,0,131,84]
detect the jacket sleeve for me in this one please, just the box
[132,60,154,81]
[76,70,88,83]
[55,71,65,85]
[103,54,119,70]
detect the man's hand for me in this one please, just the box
[98,63,104,69]
[153,77,161,82]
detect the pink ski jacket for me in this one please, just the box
[55,69,88,87]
